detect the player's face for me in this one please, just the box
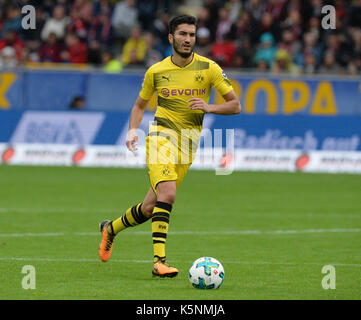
[170,24,196,59]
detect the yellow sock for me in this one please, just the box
[110,203,149,235]
[152,201,172,263]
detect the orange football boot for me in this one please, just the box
[99,220,115,262]
[152,259,179,278]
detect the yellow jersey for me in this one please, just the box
[140,53,234,163]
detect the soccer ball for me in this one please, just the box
[188,257,225,289]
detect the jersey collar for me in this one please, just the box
[169,53,196,69]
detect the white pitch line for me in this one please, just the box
[0,207,359,219]
[0,257,359,267]
[0,207,116,214]
[0,257,150,263]
[1,228,360,237]
[0,232,65,237]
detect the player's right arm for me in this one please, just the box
[126,67,155,152]
[126,96,149,152]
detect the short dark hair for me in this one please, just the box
[168,15,197,35]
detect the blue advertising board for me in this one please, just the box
[0,70,360,115]
[1,110,360,151]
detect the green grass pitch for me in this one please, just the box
[0,165,360,300]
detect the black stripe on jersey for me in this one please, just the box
[148,131,171,140]
[153,116,181,134]
[186,112,205,127]
[186,59,210,71]
[158,96,184,112]
[185,59,209,71]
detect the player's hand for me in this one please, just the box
[188,97,211,113]
[126,129,138,153]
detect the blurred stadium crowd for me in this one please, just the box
[0,0,360,74]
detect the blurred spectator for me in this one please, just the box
[280,8,302,40]
[197,6,217,42]
[256,59,269,72]
[121,26,146,66]
[143,32,162,68]
[254,32,276,69]
[38,32,63,63]
[93,0,114,17]
[203,0,221,29]
[318,51,343,74]
[244,0,265,21]
[67,6,88,40]
[0,46,17,68]
[334,0,348,25]
[308,0,324,18]
[21,42,40,64]
[71,0,93,25]
[302,52,317,74]
[257,12,280,42]
[305,15,321,41]
[61,33,88,64]
[1,5,22,36]
[69,96,85,110]
[102,50,123,73]
[210,33,237,67]
[41,5,69,41]
[112,0,138,43]
[195,27,212,58]
[272,48,299,74]
[264,0,287,22]
[296,31,322,67]
[0,30,24,62]
[227,0,242,24]
[348,53,361,75]
[137,0,158,31]
[278,27,301,62]
[325,32,353,68]
[233,36,254,69]
[352,29,361,59]
[229,10,258,46]
[88,10,113,47]
[152,13,170,57]
[349,0,361,28]
[87,40,102,66]
[215,7,232,43]
[41,0,72,16]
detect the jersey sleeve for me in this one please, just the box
[139,68,155,100]
[210,62,234,96]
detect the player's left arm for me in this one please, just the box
[188,90,241,115]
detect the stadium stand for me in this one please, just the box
[0,0,360,74]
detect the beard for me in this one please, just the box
[172,39,194,58]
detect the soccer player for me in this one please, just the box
[99,14,241,278]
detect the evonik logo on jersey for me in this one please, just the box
[161,88,206,98]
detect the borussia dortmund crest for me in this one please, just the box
[162,165,170,176]
[195,73,204,83]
